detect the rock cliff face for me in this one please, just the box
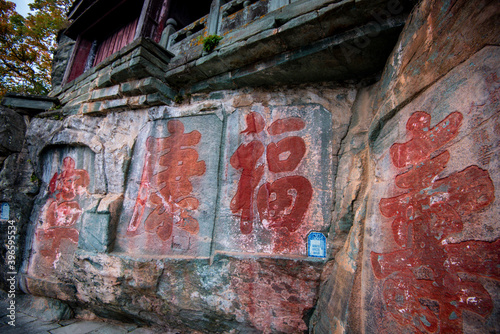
[0,0,499,333]
[0,106,39,292]
[21,85,354,333]
[311,0,500,332]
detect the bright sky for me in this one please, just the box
[11,0,35,17]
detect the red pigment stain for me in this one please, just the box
[231,260,318,333]
[128,120,206,241]
[266,136,306,173]
[257,176,312,233]
[230,113,312,238]
[267,117,305,135]
[38,157,89,264]
[230,140,265,234]
[372,111,498,333]
[241,112,266,134]
[390,111,463,168]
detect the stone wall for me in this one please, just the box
[311,0,500,333]
[1,0,498,333]
[0,106,39,292]
[20,85,356,332]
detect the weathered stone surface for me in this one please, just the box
[1,94,59,116]
[310,1,500,333]
[26,111,149,195]
[0,148,38,286]
[310,85,375,333]
[17,294,73,322]
[6,0,498,332]
[363,45,500,334]
[21,110,148,294]
[90,86,121,102]
[370,0,500,127]
[78,213,112,253]
[0,107,37,293]
[26,147,96,281]
[52,34,75,88]
[166,0,416,92]
[22,276,78,302]
[15,85,354,332]
[49,38,175,115]
[115,114,223,257]
[71,251,322,333]
[0,106,26,155]
[216,104,334,257]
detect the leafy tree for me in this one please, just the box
[0,0,72,97]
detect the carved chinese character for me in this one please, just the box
[372,111,499,333]
[128,120,206,241]
[230,112,312,234]
[48,156,90,203]
[37,156,89,263]
[257,175,312,232]
[230,140,265,234]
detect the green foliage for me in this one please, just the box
[202,35,223,53]
[174,95,184,104]
[30,172,40,184]
[173,93,192,104]
[0,0,72,98]
[49,103,62,110]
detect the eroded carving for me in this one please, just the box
[372,111,499,333]
[230,112,312,234]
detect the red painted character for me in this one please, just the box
[37,157,89,262]
[230,112,312,234]
[371,111,499,333]
[128,120,206,241]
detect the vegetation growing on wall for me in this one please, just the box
[202,34,223,52]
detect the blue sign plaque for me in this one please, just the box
[307,232,326,258]
[0,203,10,220]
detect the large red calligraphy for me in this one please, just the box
[371,111,499,333]
[230,112,312,234]
[127,120,206,241]
[37,156,89,264]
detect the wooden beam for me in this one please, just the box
[135,0,152,40]
[154,0,172,42]
[65,0,130,39]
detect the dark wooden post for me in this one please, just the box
[207,0,223,36]
[135,0,153,40]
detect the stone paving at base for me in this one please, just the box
[0,296,180,334]
[0,313,186,334]
[0,313,178,334]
